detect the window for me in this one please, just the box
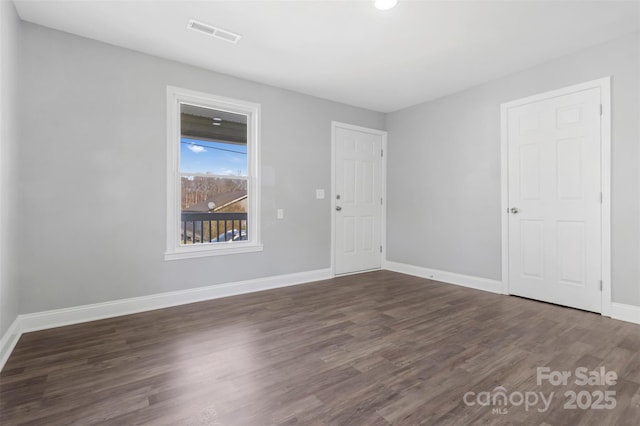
[165,87,261,260]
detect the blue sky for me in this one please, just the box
[180,137,247,176]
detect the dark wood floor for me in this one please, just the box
[1,271,638,425]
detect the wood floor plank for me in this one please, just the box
[1,270,639,425]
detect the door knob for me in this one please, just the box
[336,206,342,211]
[510,207,519,214]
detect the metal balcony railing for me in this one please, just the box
[181,212,248,244]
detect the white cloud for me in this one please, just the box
[188,145,206,153]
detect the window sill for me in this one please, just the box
[164,243,263,261]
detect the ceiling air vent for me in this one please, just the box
[187,19,241,44]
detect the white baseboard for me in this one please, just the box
[611,302,640,325]
[384,261,640,325]
[384,261,502,294]
[0,268,332,371]
[0,318,21,372]
[3,266,637,372]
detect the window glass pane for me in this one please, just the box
[180,104,248,177]
[180,138,247,176]
[179,104,248,245]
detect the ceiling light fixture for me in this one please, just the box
[374,0,398,11]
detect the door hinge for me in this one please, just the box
[381,149,384,157]
[380,245,383,253]
[600,192,603,203]
[600,104,603,116]
[599,280,603,291]
[380,197,383,205]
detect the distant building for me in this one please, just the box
[183,190,247,213]
[181,190,248,243]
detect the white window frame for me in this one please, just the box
[165,86,262,260]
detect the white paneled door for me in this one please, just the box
[333,124,384,275]
[506,87,602,312]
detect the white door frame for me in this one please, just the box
[500,77,612,316]
[331,121,387,276]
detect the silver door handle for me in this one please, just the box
[510,207,519,214]
[336,206,342,211]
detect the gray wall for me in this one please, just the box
[0,0,21,337]
[10,19,640,316]
[386,32,640,306]
[18,23,384,314]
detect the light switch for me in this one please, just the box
[316,189,325,199]
[277,209,284,219]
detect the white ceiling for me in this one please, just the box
[13,0,640,113]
